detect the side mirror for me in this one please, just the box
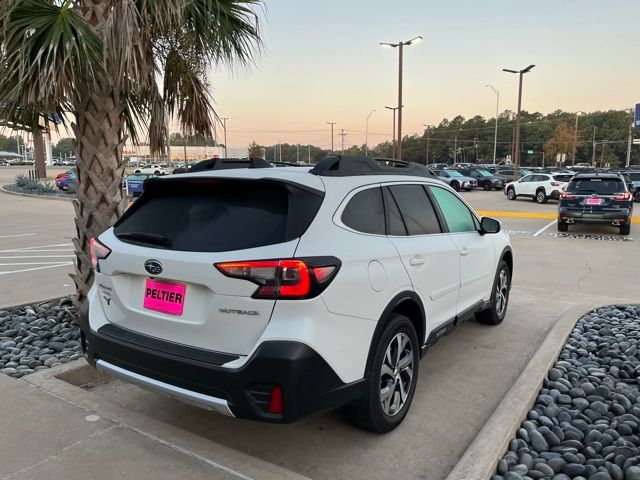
[480,217,501,235]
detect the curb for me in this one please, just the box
[24,360,311,480]
[444,301,621,480]
[0,184,74,202]
[0,295,72,312]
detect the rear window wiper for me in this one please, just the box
[116,232,172,247]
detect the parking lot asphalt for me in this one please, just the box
[1,168,640,479]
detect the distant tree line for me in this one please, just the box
[250,109,637,167]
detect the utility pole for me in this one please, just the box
[308,146,311,163]
[339,129,347,154]
[422,124,431,165]
[591,127,596,167]
[572,112,584,166]
[626,118,633,168]
[326,122,336,152]
[365,109,376,156]
[296,144,299,163]
[221,117,229,158]
[486,85,500,164]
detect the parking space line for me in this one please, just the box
[477,210,640,223]
[0,262,75,266]
[533,220,557,237]
[0,255,74,259]
[0,233,38,239]
[0,263,73,276]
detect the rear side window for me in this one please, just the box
[342,187,385,235]
[383,188,408,236]
[114,179,323,252]
[566,178,626,194]
[429,186,477,233]
[386,185,442,235]
[628,172,640,181]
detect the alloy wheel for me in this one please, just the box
[495,269,509,318]
[379,332,414,416]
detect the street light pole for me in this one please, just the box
[221,117,229,158]
[326,122,336,152]
[486,84,500,164]
[365,109,376,156]
[385,106,399,159]
[572,112,584,166]
[503,65,535,177]
[381,36,422,161]
[422,124,431,165]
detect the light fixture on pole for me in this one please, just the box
[380,35,423,161]
[572,111,584,166]
[326,122,336,152]
[503,65,535,177]
[486,84,500,164]
[365,109,376,156]
[385,106,401,159]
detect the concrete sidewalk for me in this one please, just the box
[0,373,303,480]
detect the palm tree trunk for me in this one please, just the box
[71,78,127,309]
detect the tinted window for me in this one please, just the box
[114,179,322,252]
[520,175,535,182]
[553,175,573,182]
[387,185,441,235]
[342,187,385,235]
[498,170,514,176]
[430,187,477,233]
[566,178,626,195]
[627,172,640,181]
[383,187,407,236]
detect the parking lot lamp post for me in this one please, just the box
[503,65,535,178]
[365,109,376,156]
[385,106,399,158]
[381,36,422,160]
[422,124,432,165]
[326,122,336,153]
[572,111,584,166]
[486,84,500,164]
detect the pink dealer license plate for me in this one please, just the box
[586,198,602,205]
[144,279,186,316]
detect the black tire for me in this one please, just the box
[633,191,640,203]
[620,223,631,236]
[134,170,141,174]
[495,186,503,191]
[465,188,473,192]
[557,221,568,232]
[535,189,547,204]
[483,182,492,191]
[153,171,160,176]
[506,188,517,200]
[345,314,419,433]
[450,181,460,192]
[476,260,511,326]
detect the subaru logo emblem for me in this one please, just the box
[144,260,163,276]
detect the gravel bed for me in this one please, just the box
[494,305,640,480]
[0,297,81,378]
[2,183,75,199]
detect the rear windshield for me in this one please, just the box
[553,175,573,182]
[114,178,323,252]
[566,178,625,195]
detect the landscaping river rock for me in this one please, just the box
[0,297,81,378]
[494,305,640,480]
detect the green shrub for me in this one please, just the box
[14,174,57,193]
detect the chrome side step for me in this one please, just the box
[96,360,234,417]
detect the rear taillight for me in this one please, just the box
[614,192,631,201]
[550,181,561,186]
[215,258,340,299]
[89,238,111,271]
[561,192,576,199]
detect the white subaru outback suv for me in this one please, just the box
[80,155,513,433]
[505,173,573,204]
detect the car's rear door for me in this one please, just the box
[428,185,495,315]
[95,176,324,355]
[383,183,460,330]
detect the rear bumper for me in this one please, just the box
[558,208,631,224]
[78,303,364,423]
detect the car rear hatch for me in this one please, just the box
[561,177,630,212]
[94,175,324,355]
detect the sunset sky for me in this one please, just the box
[201,0,639,150]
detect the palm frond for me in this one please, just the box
[0,0,103,122]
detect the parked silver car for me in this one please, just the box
[433,169,478,191]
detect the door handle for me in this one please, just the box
[460,248,471,256]
[409,256,426,266]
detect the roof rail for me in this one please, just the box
[309,155,437,178]
[189,157,272,172]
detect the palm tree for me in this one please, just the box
[0,0,262,309]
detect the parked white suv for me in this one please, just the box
[80,156,513,433]
[505,173,573,204]
[134,164,170,176]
